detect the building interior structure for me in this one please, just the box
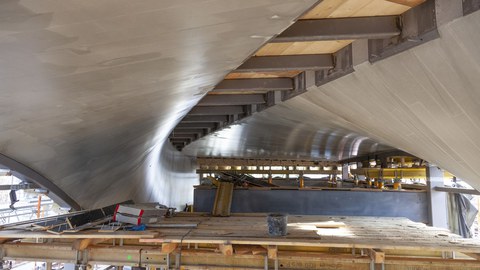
[1,0,480,269]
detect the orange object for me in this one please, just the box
[36,195,42,219]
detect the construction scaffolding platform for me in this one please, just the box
[0,213,479,269]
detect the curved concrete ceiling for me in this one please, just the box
[0,0,318,208]
[182,101,394,160]
[186,11,480,190]
[2,0,479,209]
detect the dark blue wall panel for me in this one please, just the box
[194,189,429,223]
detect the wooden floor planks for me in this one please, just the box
[139,214,480,254]
[2,213,480,254]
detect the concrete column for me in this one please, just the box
[342,164,349,180]
[46,262,53,270]
[426,165,448,229]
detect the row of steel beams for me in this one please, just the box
[273,16,401,42]
[236,54,333,72]
[169,1,438,150]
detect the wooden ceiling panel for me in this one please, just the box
[301,0,425,19]
[255,40,353,56]
[225,71,301,79]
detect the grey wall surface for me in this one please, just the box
[0,0,317,209]
[186,11,480,191]
[194,189,429,223]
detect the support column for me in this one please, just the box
[427,165,448,229]
[46,262,53,270]
[342,164,349,180]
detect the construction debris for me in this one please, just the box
[113,203,169,225]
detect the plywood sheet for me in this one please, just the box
[301,0,425,19]
[255,40,353,56]
[225,71,301,79]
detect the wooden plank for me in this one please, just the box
[5,214,480,256]
[46,223,70,235]
[73,238,109,251]
[463,253,480,260]
[63,217,112,233]
[352,0,410,17]
[0,230,157,239]
[301,0,424,19]
[233,245,266,255]
[162,243,178,253]
[219,244,233,256]
[267,245,277,259]
[316,0,374,18]
[386,0,426,7]
[369,248,385,263]
[301,0,349,19]
[138,214,480,253]
[212,182,234,217]
[147,223,198,228]
[255,41,353,56]
[233,245,252,255]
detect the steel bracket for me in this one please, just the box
[315,44,354,87]
[368,0,439,63]
[463,0,480,15]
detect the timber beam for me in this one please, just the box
[236,54,333,72]
[273,16,401,42]
[3,243,480,269]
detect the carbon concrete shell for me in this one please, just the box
[1,1,480,209]
[0,0,317,209]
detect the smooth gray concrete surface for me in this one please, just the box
[0,0,317,209]
[186,11,480,191]
[427,165,449,228]
[194,188,429,223]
